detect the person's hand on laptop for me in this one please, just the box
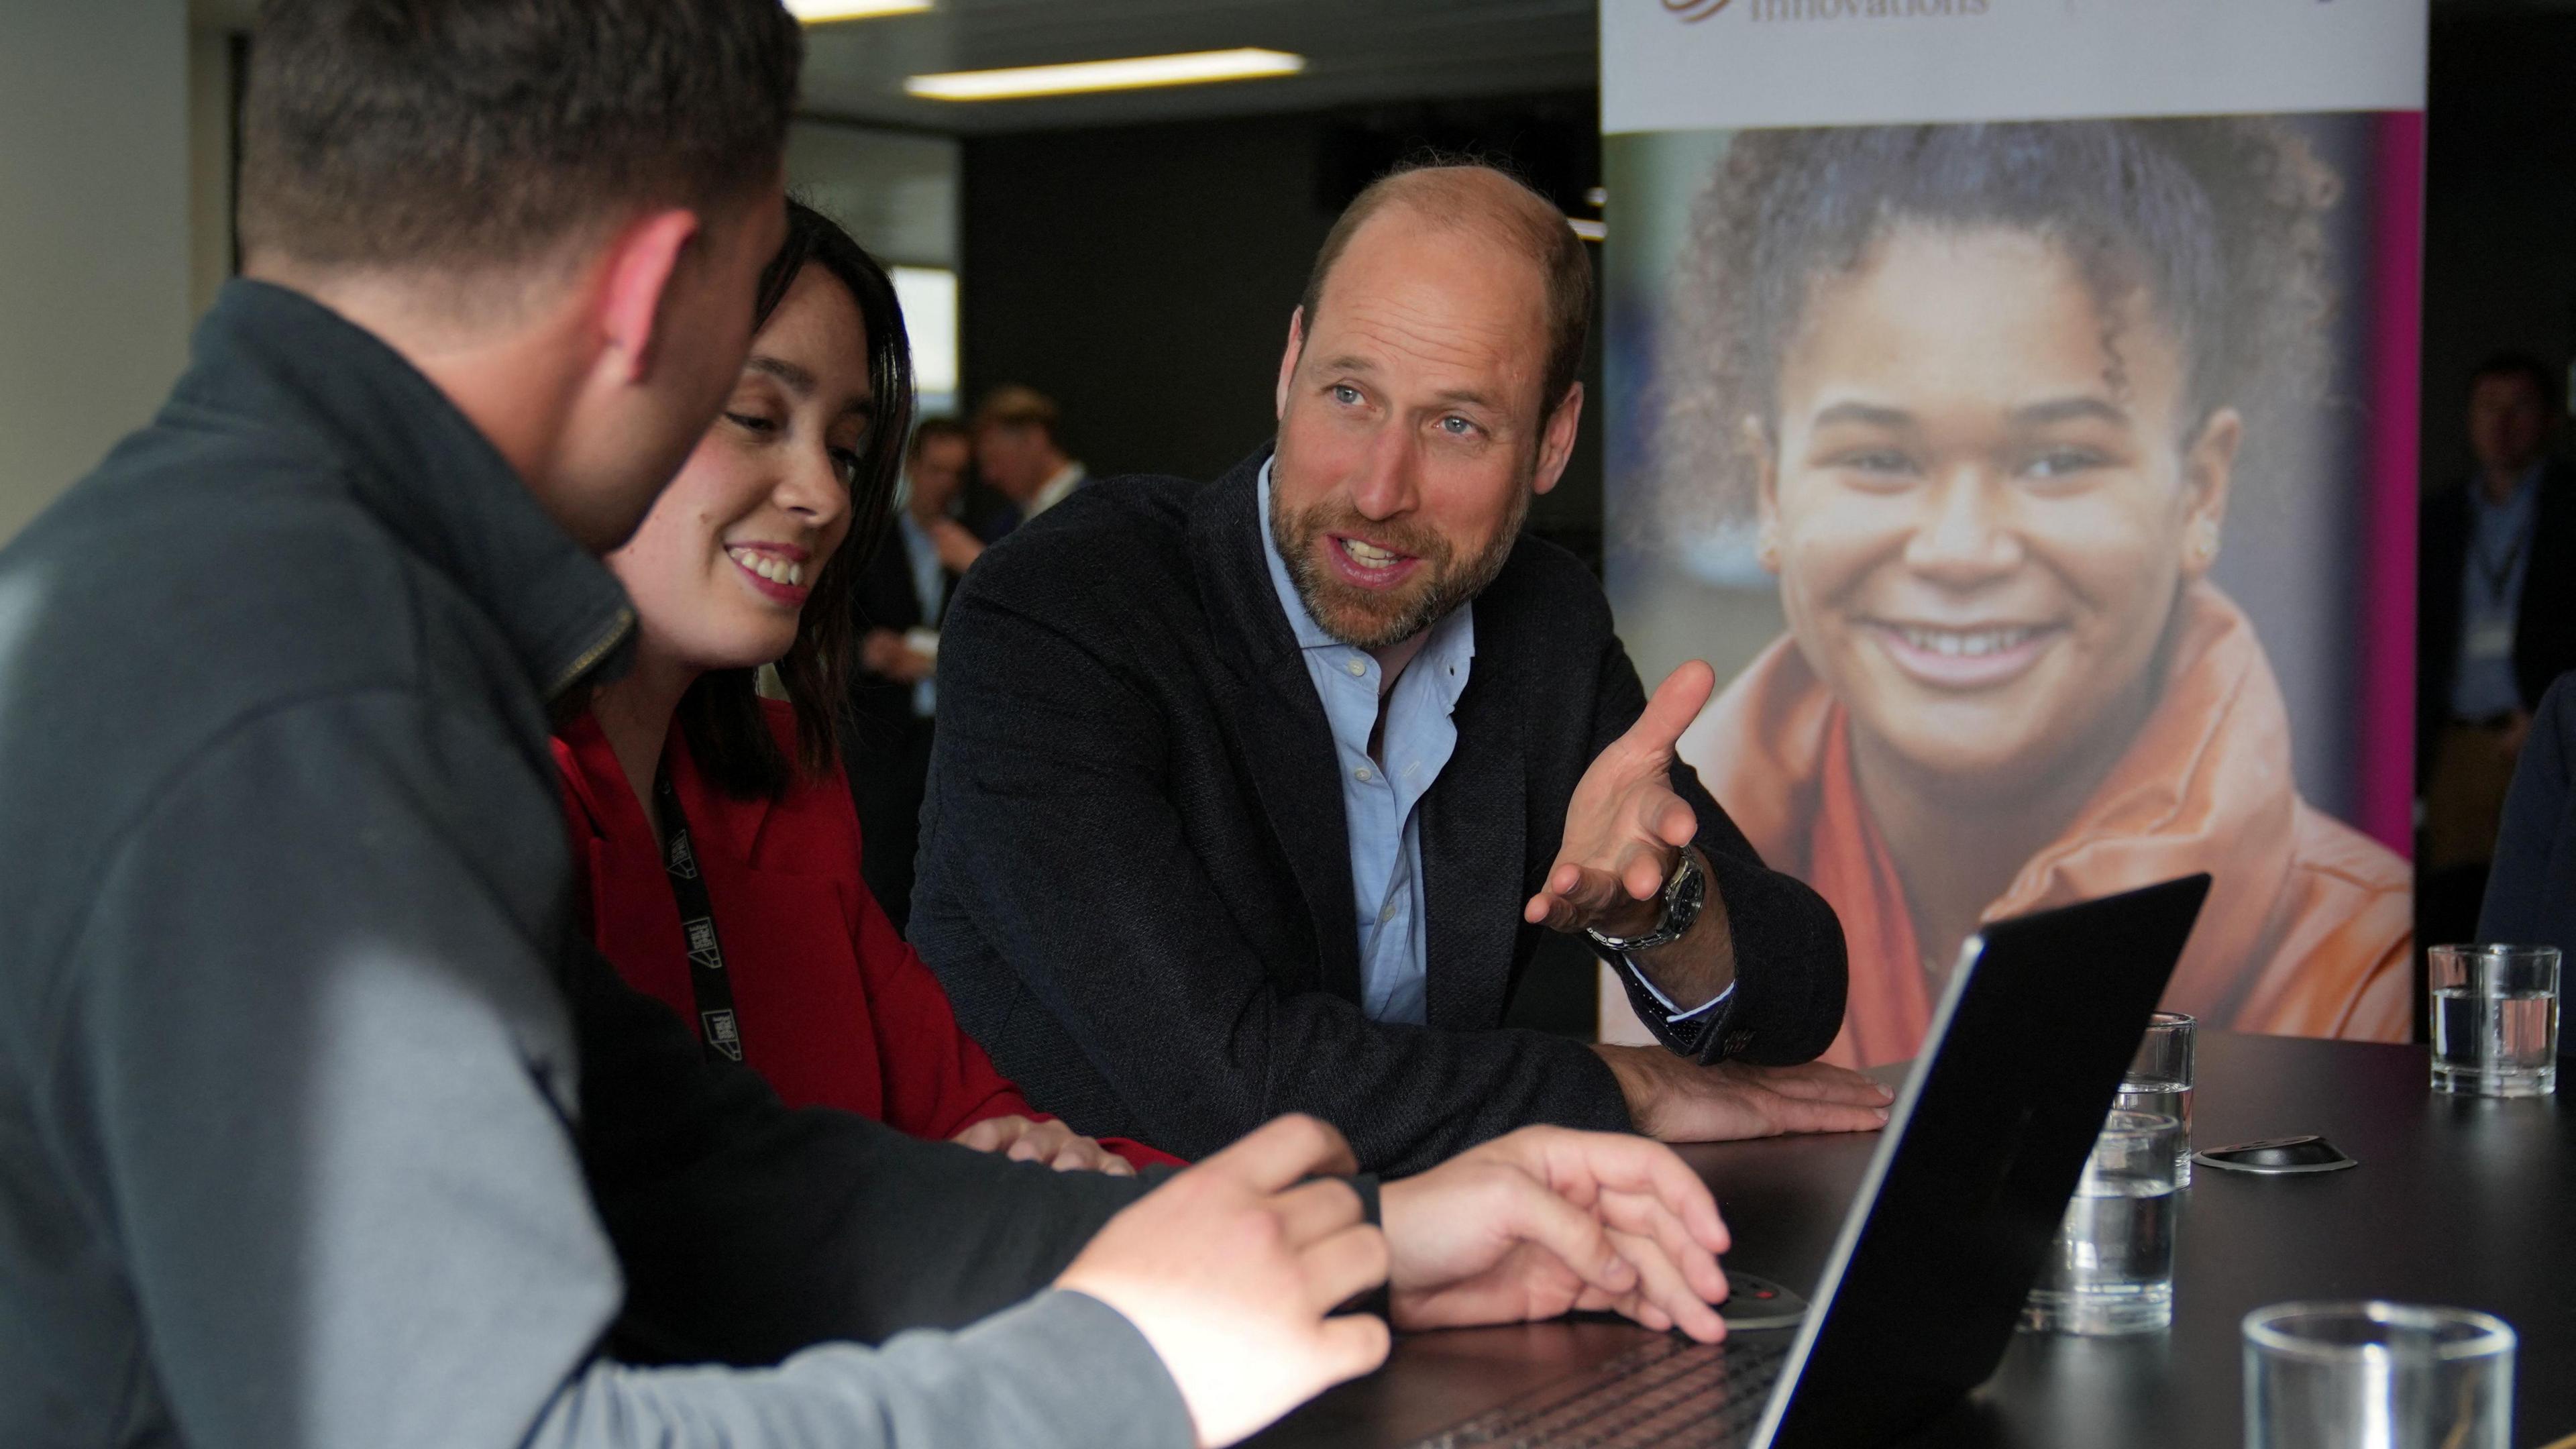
[1056,1114,1391,1448]
[1381,1125,1733,1342]
[1591,1050,1891,1143]
[1062,1117,1740,1447]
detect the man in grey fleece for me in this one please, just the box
[0,4,1743,1449]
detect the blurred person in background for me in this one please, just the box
[1654,119,2410,1069]
[850,414,980,925]
[973,384,1086,526]
[2418,353,2576,950]
[2477,672,2576,964]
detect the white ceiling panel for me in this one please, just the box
[792,0,1596,132]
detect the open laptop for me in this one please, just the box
[1408,873,2212,1449]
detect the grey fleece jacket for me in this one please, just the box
[0,279,1193,1449]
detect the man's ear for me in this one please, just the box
[1532,382,1585,496]
[594,208,704,385]
[1275,307,1306,421]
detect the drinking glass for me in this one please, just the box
[2021,1110,2180,1335]
[2427,945,2559,1097]
[2244,1301,2515,1449]
[2118,1011,2195,1185]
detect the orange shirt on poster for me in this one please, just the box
[1683,584,2413,1069]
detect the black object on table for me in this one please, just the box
[1250,1033,2576,1448]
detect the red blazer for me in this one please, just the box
[555,700,1179,1170]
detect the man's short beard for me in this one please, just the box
[1269,478,1532,652]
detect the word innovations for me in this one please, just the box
[1745,0,1989,19]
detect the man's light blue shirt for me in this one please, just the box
[1255,460,1727,1027]
[1257,460,1470,1024]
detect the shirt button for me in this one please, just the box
[1354,765,1374,783]
[1378,900,1399,925]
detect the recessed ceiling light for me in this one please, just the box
[904,48,1307,102]
[1567,217,1605,242]
[786,0,933,22]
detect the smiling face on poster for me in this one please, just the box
[1599,4,2427,1065]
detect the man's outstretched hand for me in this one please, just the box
[1526,661,1717,939]
[1056,1116,1389,1448]
[1593,1049,1891,1142]
[1381,1126,1734,1342]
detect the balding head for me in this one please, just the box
[1297,164,1592,420]
[1266,162,1593,656]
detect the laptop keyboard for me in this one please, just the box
[1403,1334,1790,1449]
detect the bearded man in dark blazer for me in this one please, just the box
[911,164,1885,1175]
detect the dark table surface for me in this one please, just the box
[1253,1032,2576,1448]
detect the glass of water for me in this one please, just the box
[2244,1301,2515,1449]
[2427,945,2559,1097]
[2118,1011,2195,1186]
[2021,1110,2180,1335]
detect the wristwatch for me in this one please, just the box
[1585,847,1707,955]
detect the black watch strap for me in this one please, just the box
[1587,847,1707,955]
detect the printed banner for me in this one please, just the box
[1599,0,2427,1063]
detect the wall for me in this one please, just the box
[187,29,241,320]
[0,2,195,545]
[788,121,960,270]
[960,113,1338,483]
[2418,11,2576,486]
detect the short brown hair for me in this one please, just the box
[1297,161,1593,420]
[239,0,802,276]
[971,385,1062,447]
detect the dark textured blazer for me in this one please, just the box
[910,451,1848,1175]
[2479,672,2576,970]
[2418,460,2576,767]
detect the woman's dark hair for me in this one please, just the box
[1648,117,2341,539]
[678,198,916,800]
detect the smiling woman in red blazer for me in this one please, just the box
[556,200,1173,1173]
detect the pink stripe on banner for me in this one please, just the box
[2360,110,2424,859]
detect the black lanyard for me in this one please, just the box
[654,768,744,1064]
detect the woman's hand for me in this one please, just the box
[951,1114,1138,1175]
